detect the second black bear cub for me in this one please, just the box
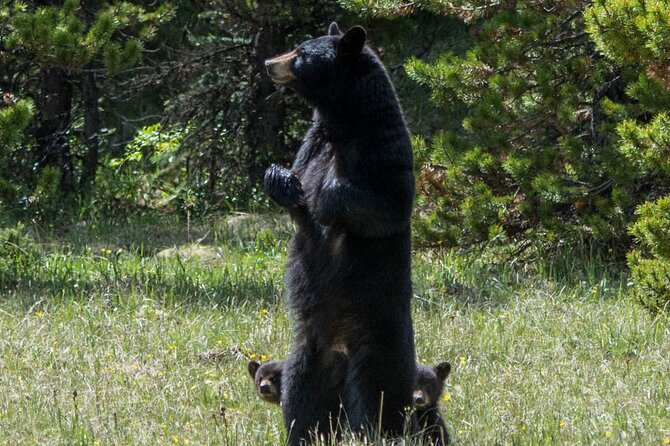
[414,362,451,445]
[248,360,283,405]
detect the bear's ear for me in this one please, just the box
[248,361,260,379]
[434,362,451,381]
[340,26,366,54]
[328,22,342,36]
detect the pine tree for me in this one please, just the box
[0,0,173,202]
[343,0,658,253]
[586,0,670,312]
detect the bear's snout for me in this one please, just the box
[265,51,298,85]
[413,390,426,407]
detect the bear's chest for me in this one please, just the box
[298,142,360,192]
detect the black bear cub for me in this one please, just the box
[248,360,283,405]
[414,362,451,445]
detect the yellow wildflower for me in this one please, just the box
[443,393,451,402]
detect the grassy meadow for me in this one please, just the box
[0,214,668,445]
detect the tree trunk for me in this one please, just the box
[245,6,287,182]
[79,68,100,193]
[35,68,74,193]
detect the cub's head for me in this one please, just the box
[248,360,283,405]
[413,362,451,411]
[264,22,367,104]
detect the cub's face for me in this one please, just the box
[413,362,451,410]
[248,360,283,405]
[264,22,366,103]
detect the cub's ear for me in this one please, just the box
[328,21,342,36]
[340,26,366,54]
[248,361,260,379]
[434,362,451,381]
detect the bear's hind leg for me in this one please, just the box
[342,344,416,440]
[282,339,343,445]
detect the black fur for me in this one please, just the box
[414,362,451,445]
[264,165,304,208]
[264,22,416,445]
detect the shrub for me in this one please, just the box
[627,196,670,313]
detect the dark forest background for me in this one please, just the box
[1,0,669,311]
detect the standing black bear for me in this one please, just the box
[263,22,416,444]
[414,362,451,445]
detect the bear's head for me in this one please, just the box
[413,362,451,411]
[264,22,367,106]
[248,360,283,405]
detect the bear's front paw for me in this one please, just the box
[263,165,304,208]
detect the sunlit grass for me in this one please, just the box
[0,214,668,444]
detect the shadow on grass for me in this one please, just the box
[1,213,294,310]
[2,255,284,310]
[412,244,629,312]
[3,213,630,313]
[30,212,296,257]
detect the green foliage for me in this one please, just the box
[342,0,670,254]
[99,123,189,211]
[629,196,670,260]
[585,0,670,312]
[5,1,172,71]
[618,113,670,175]
[0,98,33,206]
[627,196,670,313]
[586,0,670,67]
[27,166,63,220]
[0,0,176,214]
[0,98,33,149]
[395,1,630,247]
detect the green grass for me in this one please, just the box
[1,214,669,445]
